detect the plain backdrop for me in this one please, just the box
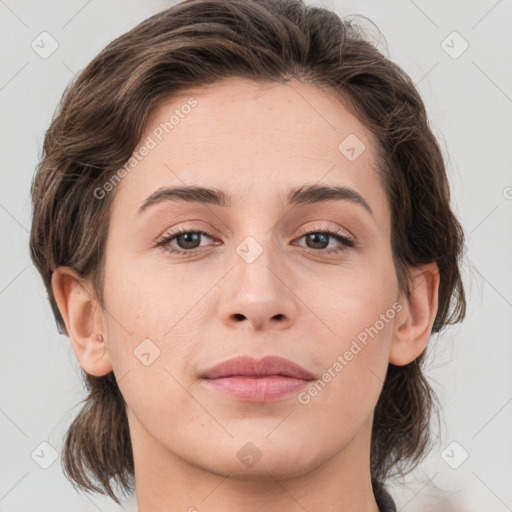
[1,1,511,511]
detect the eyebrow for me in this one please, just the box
[137,184,374,217]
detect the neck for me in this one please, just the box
[127,410,381,512]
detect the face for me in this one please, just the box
[100,77,402,481]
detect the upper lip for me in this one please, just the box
[201,355,315,380]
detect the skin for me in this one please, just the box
[52,77,439,512]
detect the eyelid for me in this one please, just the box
[154,221,215,242]
[292,226,355,255]
[295,223,355,243]
[156,221,356,257]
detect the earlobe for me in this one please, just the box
[389,262,440,366]
[51,267,113,377]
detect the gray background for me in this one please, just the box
[1,0,511,511]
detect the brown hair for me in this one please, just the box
[29,0,466,504]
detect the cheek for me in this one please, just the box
[306,256,398,346]
[103,257,202,341]
[102,274,197,433]
[297,296,396,434]
[299,261,398,400]
[102,263,205,405]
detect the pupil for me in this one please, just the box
[307,233,328,249]
[178,232,200,249]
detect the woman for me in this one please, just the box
[29,0,466,510]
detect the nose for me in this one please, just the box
[218,239,298,333]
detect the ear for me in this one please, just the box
[51,267,113,377]
[389,262,440,366]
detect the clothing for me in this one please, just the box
[373,481,397,512]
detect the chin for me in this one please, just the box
[191,437,322,481]
[206,456,315,482]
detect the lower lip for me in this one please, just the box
[202,376,312,402]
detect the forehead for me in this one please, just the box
[111,77,386,223]
[143,77,377,162]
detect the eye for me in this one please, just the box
[156,225,355,256]
[293,227,355,255]
[156,225,217,255]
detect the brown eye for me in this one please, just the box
[157,228,215,255]
[174,232,203,250]
[304,232,330,250]
[295,229,355,255]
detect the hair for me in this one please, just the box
[29,0,466,505]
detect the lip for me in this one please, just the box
[200,355,316,402]
[201,355,315,380]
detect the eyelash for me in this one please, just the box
[156,225,355,256]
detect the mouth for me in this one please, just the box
[200,355,316,403]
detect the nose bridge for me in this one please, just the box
[233,231,284,295]
[228,201,281,280]
[219,229,297,330]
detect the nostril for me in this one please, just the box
[233,313,245,321]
